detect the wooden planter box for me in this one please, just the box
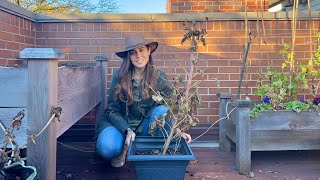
[217,93,320,174]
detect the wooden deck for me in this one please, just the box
[56,124,320,180]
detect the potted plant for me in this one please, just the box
[0,111,37,180]
[217,33,320,175]
[127,20,207,180]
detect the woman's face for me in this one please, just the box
[129,45,151,70]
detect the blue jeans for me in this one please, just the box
[96,105,169,160]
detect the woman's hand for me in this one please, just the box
[175,128,192,144]
[125,129,136,146]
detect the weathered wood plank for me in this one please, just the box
[251,130,320,151]
[217,93,232,151]
[0,108,27,147]
[27,59,58,180]
[236,105,251,174]
[224,103,237,143]
[57,84,101,137]
[58,66,101,102]
[0,67,27,107]
[95,60,107,134]
[251,111,320,130]
[224,119,236,143]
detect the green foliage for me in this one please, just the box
[250,101,316,118]
[250,103,273,118]
[255,70,289,109]
[284,100,313,113]
[7,0,121,13]
[252,33,320,117]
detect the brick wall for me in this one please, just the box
[35,17,320,123]
[1,2,320,129]
[166,0,269,13]
[0,10,35,66]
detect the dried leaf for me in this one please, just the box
[191,117,200,127]
[11,110,25,130]
[156,113,167,128]
[189,160,198,164]
[11,119,21,130]
[148,121,157,136]
[30,135,37,144]
[152,92,164,103]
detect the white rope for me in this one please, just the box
[57,141,94,153]
[192,102,236,142]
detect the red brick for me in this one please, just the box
[69,39,90,45]
[64,23,72,31]
[69,54,90,60]
[0,40,6,49]
[192,6,205,11]
[220,5,234,10]
[0,59,6,66]
[49,23,58,31]
[78,32,99,38]
[0,50,13,58]
[78,46,100,53]
[47,39,68,46]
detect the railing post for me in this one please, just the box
[20,48,64,180]
[91,56,109,164]
[94,56,109,130]
[216,93,232,152]
[234,100,251,174]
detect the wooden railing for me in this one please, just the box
[0,48,108,180]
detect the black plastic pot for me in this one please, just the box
[1,162,37,180]
[127,136,195,180]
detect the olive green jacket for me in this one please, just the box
[95,69,171,137]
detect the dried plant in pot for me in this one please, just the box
[127,20,207,180]
[0,111,37,180]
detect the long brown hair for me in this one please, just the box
[113,46,157,106]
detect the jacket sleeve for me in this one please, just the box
[158,70,172,97]
[105,72,130,134]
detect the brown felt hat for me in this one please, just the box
[115,34,158,59]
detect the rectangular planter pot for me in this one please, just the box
[127,136,195,180]
[217,96,320,174]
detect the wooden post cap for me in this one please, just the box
[216,93,232,99]
[94,56,109,61]
[20,48,64,59]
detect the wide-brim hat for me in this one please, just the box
[115,34,158,59]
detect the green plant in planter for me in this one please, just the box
[251,33,320,117]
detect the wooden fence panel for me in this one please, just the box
[0,67,27,107]
[57,84,101,137]
[57,66,101,102]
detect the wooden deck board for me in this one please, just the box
[56,142,320,180]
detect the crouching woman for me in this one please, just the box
[95,34,191,167]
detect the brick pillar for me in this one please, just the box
[166,0,269,13]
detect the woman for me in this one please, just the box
[95,34,191,167]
